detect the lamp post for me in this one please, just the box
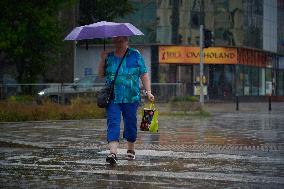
[199,25,204,106]
[199,0,205,107]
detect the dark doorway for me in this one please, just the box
[208,65,224,99]
[208,64,235,100]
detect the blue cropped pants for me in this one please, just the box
[106,102,139,143]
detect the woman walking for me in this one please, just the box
[98,36,154,164]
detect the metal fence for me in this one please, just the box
[0,83,188,104]
[151,83,187,102]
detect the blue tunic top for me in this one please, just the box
[105,48,147,103]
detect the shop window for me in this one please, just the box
[236,65,244,96]
[243,66,251,96]
[259,68,266,95]
[208,65,224,98]
[158,64,169,83]
[265,68,272,95]
[277,71,284,96]
[224,65,234,97]
[251,67,259,95]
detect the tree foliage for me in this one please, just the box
[0,0,134,85]
[78,0,134,46]
[0,0,75,84]
[79,0,134,25]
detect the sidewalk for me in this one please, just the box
[156,102,284,113]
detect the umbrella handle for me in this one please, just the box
[104,39,106,50]
[103,39,106,76]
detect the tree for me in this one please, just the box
[0,0,134,88]
[79,0,134,25]
[78,0,134,47]
[0,0,75,85]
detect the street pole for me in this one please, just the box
[74,41,77,79]
[199,25,204,106]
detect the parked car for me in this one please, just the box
[37,75,105,104]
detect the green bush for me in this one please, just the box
[0,98,105,122]
[170,95,201,112]
[8,95,34,103]
[171,95,198,102]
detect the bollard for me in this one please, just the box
[236,95,239,111]
[269,95,272,111]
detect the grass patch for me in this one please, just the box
[191,109,211,117]
[170,95,202,113]
[0,98,105,122]
[171,95,199,102]
[8,95,34,103]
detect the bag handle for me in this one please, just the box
[149,101,155,110]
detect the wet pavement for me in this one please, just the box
[0,103,284,188]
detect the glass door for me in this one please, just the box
[208,65,224,99]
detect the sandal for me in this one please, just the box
[106,153,117,164]
[126,150,135,160]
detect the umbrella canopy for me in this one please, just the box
[64,21,144,41]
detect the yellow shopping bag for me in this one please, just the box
[140,102,158,133]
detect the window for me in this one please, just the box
[243,66,251,95]
[224,65,235,96]
[277,70,284,96]
[251,67,259,95]
[259,68,266,95]
[236,65,244,96]
[190,11,200,28]
[265,68,272,95]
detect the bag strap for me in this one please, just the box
[112,48,129,84]
[107,48,129,100]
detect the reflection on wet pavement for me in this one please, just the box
[0,110,284,188]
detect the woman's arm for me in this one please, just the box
[140,73,154,101]
[98,60,105,78]
[98,51,108,78]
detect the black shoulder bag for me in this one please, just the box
[97,48,128,108]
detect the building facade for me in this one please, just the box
[75,0,284,100]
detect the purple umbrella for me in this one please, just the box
[64,21,144,41]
